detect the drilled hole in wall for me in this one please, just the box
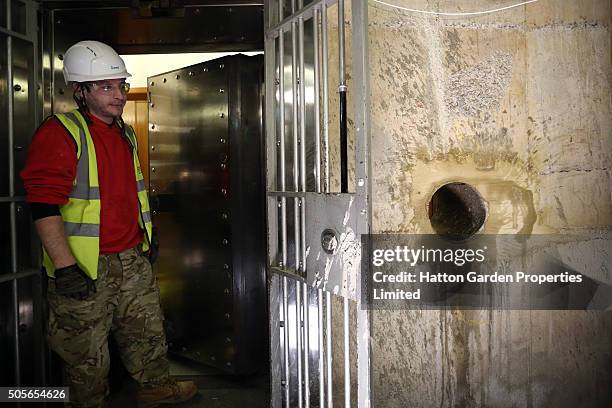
[428,182,487,240]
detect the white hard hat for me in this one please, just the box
[63,40,131,83]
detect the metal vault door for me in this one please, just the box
[264,1,371,407]
[148,55,266,375]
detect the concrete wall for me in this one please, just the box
[367,0,612,406]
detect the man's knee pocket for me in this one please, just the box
[47,297,104,366]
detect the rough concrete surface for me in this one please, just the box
[366,0,612,406]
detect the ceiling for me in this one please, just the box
[38,0,264,10]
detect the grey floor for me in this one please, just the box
[106,356,269,408]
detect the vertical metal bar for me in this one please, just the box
[318,288,325,408]
[300,213,308,398]
[41,7,50,118]
[313,8,322,193]
[28,0,44,389]
[281,180,287,264]
[28,1,39,124]
[266,35,279,193]
[298,14,308,290]
[351,0,372,405]
[299,17,306,194]
[7,0,15,234]
[338,0,346,84]
[282,276,291,408]
[300,198,308,396]
[291,19,301,277]
[49,9,55,115]
[339,93,348,193]
[270,275,283,408]
[296,278,303,408]
[268,32,283,408]
[292,20,299,193]
[325,291,333,408]
[5,0,10,28]
[343,297,350,408]
[7,0,21,387]
[279,29,286,190]
[338,0,348,193]
[321,2,330,193]
[300,197,308,398]
[303,283,310,407]
[299,14,309,406]
[279,30,288,268]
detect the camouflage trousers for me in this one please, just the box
[47,246,170,408]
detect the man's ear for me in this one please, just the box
[71,82,79,91]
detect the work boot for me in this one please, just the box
[137,378,198,408]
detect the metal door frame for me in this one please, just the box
[264,0,371,406]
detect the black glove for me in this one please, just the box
[54,264,96,300]
[147,227,159,265]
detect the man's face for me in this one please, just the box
[77,79,129,123]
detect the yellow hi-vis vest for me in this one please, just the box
[42,109,153,280]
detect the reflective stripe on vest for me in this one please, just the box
[42,109,152,280]
[122,121,153,253]
[63,222,100,237]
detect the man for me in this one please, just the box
[21,40,197,408]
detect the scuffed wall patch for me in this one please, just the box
[338,228,360,298]
[445,51,513,118]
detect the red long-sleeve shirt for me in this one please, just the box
[21,113,143,254]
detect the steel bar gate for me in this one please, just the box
[0,0,47,392]
[264,0,371,406]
